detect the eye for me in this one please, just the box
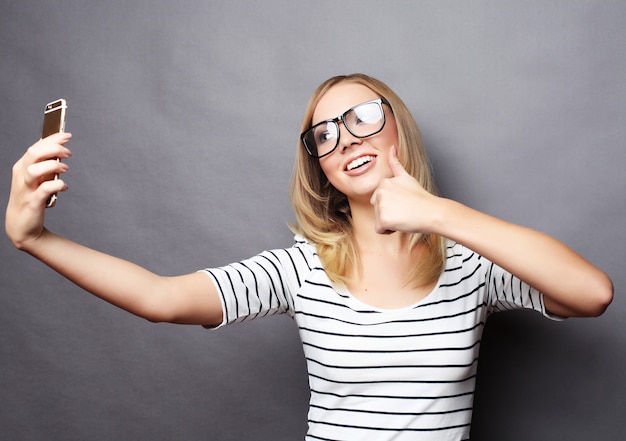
[317,131,331,143]
[352,103,381,125]
[313,123,338,145]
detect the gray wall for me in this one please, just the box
[1,1,624,440]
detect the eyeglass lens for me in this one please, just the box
[304,100,385,158]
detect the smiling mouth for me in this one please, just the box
[346,155,376,171]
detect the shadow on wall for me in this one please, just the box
[470,311,619,440]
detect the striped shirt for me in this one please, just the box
[203,236,557,440]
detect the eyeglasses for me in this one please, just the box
[301,98,390,158]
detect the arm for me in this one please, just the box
[429,200,613,317]
[372,147,614,318]
[6,134,223,326]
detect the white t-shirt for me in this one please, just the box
[203,236,559,441]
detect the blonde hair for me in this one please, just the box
[289,74,446,288]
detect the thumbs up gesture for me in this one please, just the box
[370,145,439,235]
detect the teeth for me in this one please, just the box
[347,155,375,171]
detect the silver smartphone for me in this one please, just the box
[41,99,68,208]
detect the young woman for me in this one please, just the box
[6,74,613,440]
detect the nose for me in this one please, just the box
[338,123,362,153]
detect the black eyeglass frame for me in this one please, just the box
[300,98,391,158]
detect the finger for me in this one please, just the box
[26,160,69,188]
[388,145,406,177]
[27,133,73,163]
[39,177,68,194]
[42,131,72,144]
[369,188,377,206]
[371,189,397,235]
[37,178,68,205]
[374,214,396,235]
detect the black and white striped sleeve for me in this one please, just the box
[483,257,564,320]
[200,242,313,328]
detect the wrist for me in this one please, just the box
[422,197,456,236]
[426,198,476,242]
[16,228,51,254]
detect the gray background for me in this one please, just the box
[1,1,625,440]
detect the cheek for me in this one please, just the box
[382,114,399,144]
[318,156,338,178]
[318,157,344,190]
[383,123,399,147]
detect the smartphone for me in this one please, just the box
[41,99,68,208]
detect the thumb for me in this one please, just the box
[388,145,406,177]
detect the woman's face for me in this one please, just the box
[313,83,399,204]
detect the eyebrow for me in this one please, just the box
[311,98,382,126]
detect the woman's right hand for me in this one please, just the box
[5,132,72,250]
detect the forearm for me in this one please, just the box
[20,229,175,322]
[432,199,613,317]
